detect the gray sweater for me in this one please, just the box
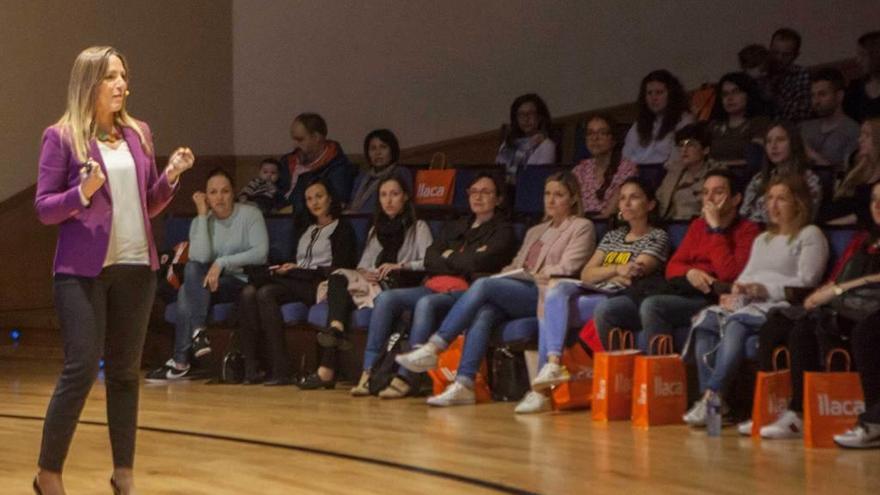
[357,220,433,271]
[188,203,269,281]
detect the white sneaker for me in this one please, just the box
[395,345,439,373]
[834,422,880,449]
[684,397,708,426]
[531,363,570,391]
[515,391,550,414]
[426,382,475,407]
[760,409,803,439]
[737,419,753,436]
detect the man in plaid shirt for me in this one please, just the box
[768,28,811,122]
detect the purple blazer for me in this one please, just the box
[35,122,179,277]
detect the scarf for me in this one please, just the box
[349,164,401,212]
[498,136,540,184]
[284,141,340,198]
[375,215,407,267]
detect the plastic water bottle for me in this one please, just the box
[706,391,722,437]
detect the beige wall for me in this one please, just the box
[0,0,233,202]
[232,0,877,158]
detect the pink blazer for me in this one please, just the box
[34,122,178,277]
[504,216,596,277]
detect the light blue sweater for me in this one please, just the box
[188,203,269,281]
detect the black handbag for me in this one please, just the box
[830,283,880,322]
[489,346,530,402]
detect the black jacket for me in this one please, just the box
[424,214,517,278]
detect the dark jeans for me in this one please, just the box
[759,307,851,412]
[40,265,156,472]
[238,278,318,379]
[851,310,880,424]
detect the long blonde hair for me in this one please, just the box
[543,171,584,221]
[55,46,150,163]
[836,118,880,200]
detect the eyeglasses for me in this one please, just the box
[586,130,612,138]
[468,188,496,197]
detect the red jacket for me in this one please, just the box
[665,217,761,282]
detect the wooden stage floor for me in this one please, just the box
[0,359,877,494]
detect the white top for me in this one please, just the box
[622,113,694,164]
[99,141,149,267]
[296,220,339,269]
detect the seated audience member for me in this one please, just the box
[278,113,356,232]
[844,31,880,123]
[740,121,823,223]
[496,93,556,185]
[571,114,637,218]
[519,178,666,413]
[746,180,880,439]
[147,169,269,381]
[738,44,775,115]
[684,174,828,426]
[352,173,517,398]
[708,72,771,167]
[622,70,694,164]
[656,123,723,221]
[299,176,432,389]
[347,129,412,213]
[396,172,595,408]
[237,178,357,385]
[577,178,671,351]
[238,158,281,214]
[836,307,880,449]
[823,118,880,225]
[801,68,860,171]
[766,28,811,122]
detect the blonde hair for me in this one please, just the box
[836,118,880,200]
[764,174,812,242]
[55,46,150,163]
[543,171,584,220]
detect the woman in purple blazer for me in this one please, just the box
[32,46,194,495]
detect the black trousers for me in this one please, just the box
[758,307,852,412]
[40,265,156,472]
[238,278,318,378]
[320,274,356,369]
[851,310,880,424]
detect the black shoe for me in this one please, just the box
[297,372,336,390]
[316,328,353,351]
[192,329,212,358]
[33,477,42,495]
[144,360,193,383]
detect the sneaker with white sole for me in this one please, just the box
[737,419,753,436]
[191,328,212,358]
[426,382,475,407]
[395,345,439,373]
[759,409,803,439]
[683,394,730,427]
[834,422,880,449]
[145,359,192,383]
[531,363,570,391]
[515,391,550,414]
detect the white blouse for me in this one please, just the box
[98,141,149,266]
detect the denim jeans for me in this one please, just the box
[426,277,538,385]
[174,261,246,364]
[538,281,589,368]
[593,295,646,352]
[639,294,709,352]
[694,309,767,393]
[363,286,463,371]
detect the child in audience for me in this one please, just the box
[238,158,281,214]
[740,121,822,223]
[824,118,880,225]
[749,180,880,439]
[396,172,595,408]
[684,174,828,427]
[571,114,637,218]
[496,93,557,185]
[656,123,723,221]
[708,72,771,168]
[622,69,693,164]
[299,176,432,390]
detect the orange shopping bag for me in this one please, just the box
[427,335,492,403]
[631,335,687,428]
[750,347,792,437]
[414,152,456,206]
[592,329,641,422]
[803,348,866,448]
[550,342,594,411]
